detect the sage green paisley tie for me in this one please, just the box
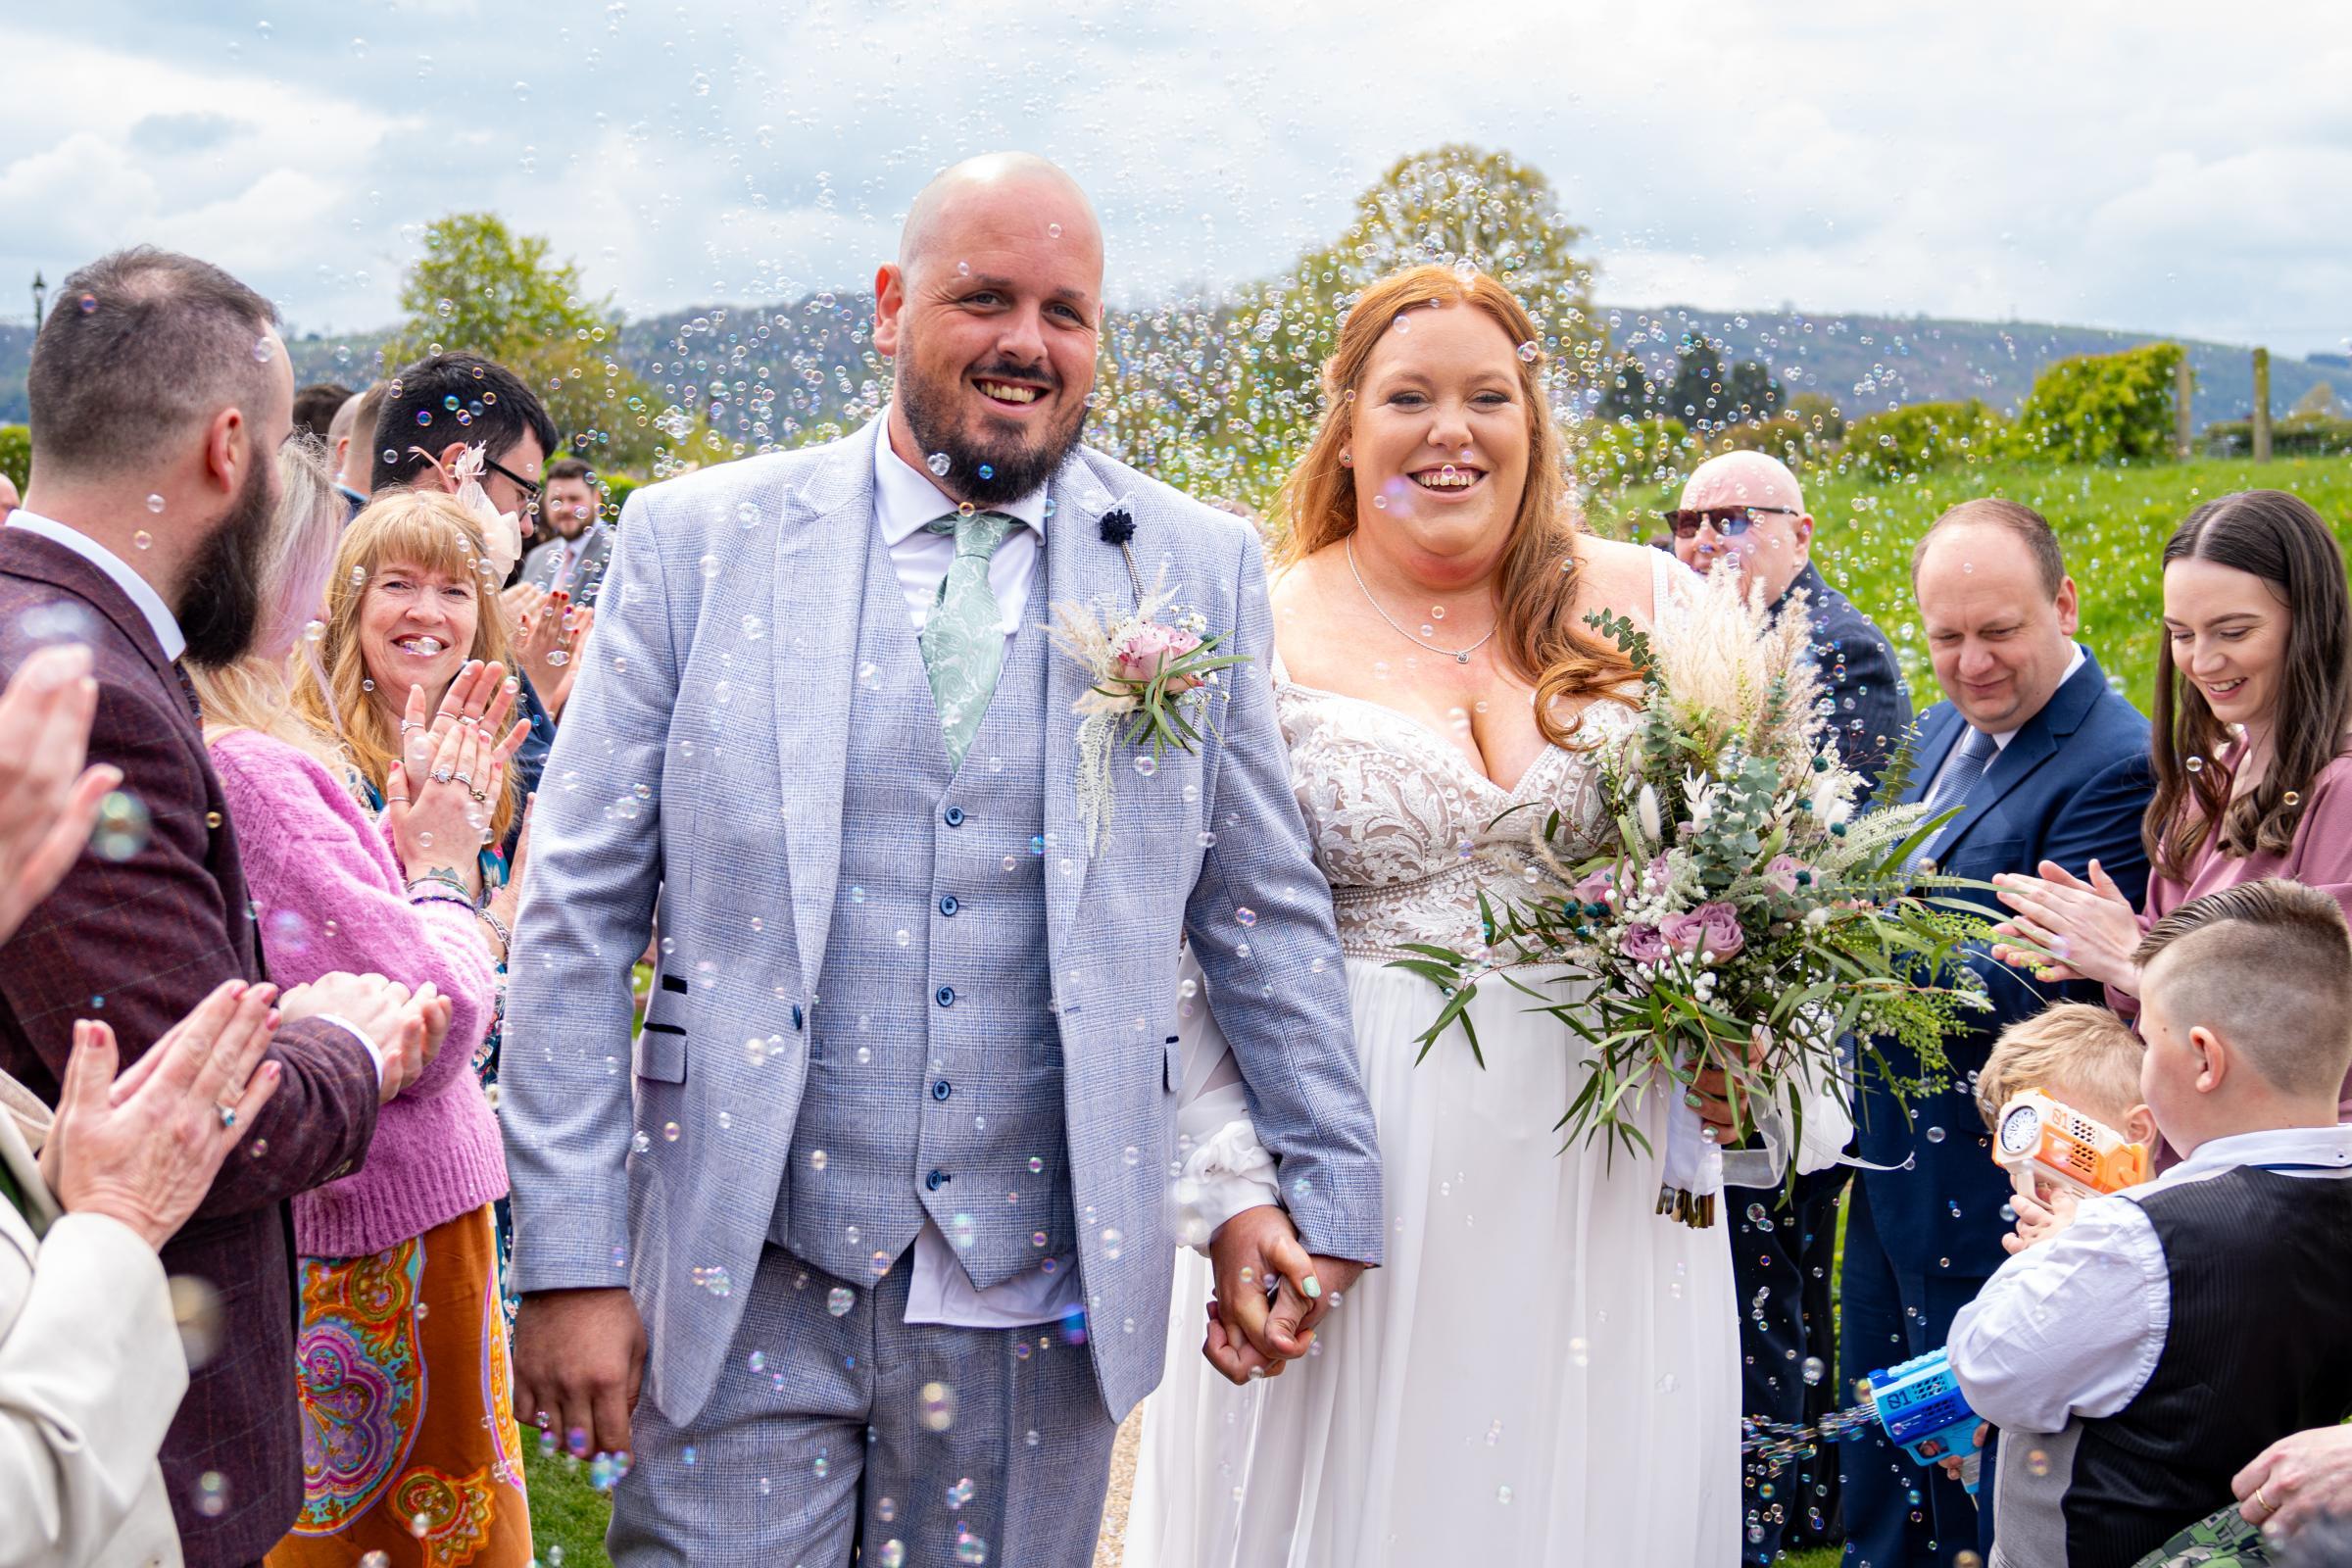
[917,509,1018,767]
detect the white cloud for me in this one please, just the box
[0,0,2346,359]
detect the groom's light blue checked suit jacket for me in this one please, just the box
[501,418,1384,1427]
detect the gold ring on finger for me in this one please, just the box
[2255,1486,2276,1518]
[469,788,489,804]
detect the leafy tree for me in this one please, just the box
[0,424,27,492]
[1663,335,1782,430]
[385,214,674,472]
[2011,342,2184,465]
[1091,144,1604,515]
[2293,381,2340,418]
[1596,354,1660,421]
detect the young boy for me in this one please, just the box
[1974,1003,2157,1253]
[1947,877,2352,1568]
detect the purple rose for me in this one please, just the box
[1619,923,1668,963]
[1659,902,1746,961]
[1764,855,1808,896]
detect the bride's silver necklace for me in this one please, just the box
[1345,535,1498,666]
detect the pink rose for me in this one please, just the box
[1619,923,1668,963]
[1659,902,1746,961]
[1113,621,1204,692]
[1764,855,1808,896]
[1571,866,1622,906]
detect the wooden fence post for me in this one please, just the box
[2176,355,2194,458]
[2252,347,2272,464]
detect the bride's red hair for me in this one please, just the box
[1270,264,1635,742]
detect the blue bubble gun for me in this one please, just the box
[1864,1347,1984,1494]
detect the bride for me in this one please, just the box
[1126,265,1761,1565]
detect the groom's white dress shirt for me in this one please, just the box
[872,420,1080,1330]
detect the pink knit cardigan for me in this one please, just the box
[210,728,507,1258]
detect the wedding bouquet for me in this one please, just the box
[1397,564,1991,1226]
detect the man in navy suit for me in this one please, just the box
[1673,451,1912,1560]
[1839,498,2153,1567]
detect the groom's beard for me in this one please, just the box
[176,458,280,670]
[898,347,1086,510]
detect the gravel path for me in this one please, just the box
[1091,1407,1144,1567]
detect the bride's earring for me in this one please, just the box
[1339,451,1353,466]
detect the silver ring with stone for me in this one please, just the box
[217,1103,238,1130]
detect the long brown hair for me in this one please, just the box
[291,490,519,843]
[1269,264,1634,742]
[2146,489,2352,878]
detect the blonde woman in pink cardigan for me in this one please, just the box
[186,443,535,1568]
[1993,489,2352,1124]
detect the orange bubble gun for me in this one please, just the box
[1991,1090,2149,1201]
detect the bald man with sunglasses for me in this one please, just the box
[1669,450,1911,1563]
[1669,451,1910,791]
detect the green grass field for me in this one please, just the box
[519,454,2352,1565]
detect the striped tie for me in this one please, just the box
[1905,726,1994,876]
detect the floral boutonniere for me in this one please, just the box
[1047,507,1249,853]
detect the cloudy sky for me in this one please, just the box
[3,0,2347,355]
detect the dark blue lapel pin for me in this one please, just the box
[1099,507,1144,600]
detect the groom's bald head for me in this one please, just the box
[898,153,1103,288]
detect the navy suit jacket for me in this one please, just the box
[1778,562,1910,802]
[1854,650,2154,1280]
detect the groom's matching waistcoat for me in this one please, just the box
[780,524,1076,1286]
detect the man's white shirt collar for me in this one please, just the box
[1981,642,2088,752]
[2154,1123,2352,1187]
[7,510,186,662]
[872,418,1050,545]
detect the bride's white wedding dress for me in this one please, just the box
[1126,551,1742,1567]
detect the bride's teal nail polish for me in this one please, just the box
[1301,1276,1322,1299]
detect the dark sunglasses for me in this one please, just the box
[482,454,543,513]
[1662,504,1799,539]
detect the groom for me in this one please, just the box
[501,153,1385,1566]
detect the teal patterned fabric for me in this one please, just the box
[917,508,1018,767]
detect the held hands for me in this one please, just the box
[1989,858,2141,993]
[514,1287,649,1462]
[1201,1203,1365,1385]
[40,981,284,1250]
[0,644,122,946]
[2000,1185,2081,1254]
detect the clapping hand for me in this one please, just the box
[512,587,594,719]
[1989,858,2142,992]
[279,972,452,1102]
[1201,1203,1365,1385]
[40,980,283,1250]
[0,644,122,945]
[384,678,522,893]
[392,661,531,814]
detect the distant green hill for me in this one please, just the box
[0,298,2330,438]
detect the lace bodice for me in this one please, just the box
[1276,549,1680,962]
[1278,680,1637,960]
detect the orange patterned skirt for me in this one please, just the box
[267,1203,532,1568]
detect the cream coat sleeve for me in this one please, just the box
[0,1083,186,1568]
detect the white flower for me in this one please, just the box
[1637,783,1662,844]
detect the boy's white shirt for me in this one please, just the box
[1948,1122,2352,1435]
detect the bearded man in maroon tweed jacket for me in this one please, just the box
[0,248,445,1568]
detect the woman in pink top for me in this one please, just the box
[187,444,536,1568]
[1993,489,2352,1118]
